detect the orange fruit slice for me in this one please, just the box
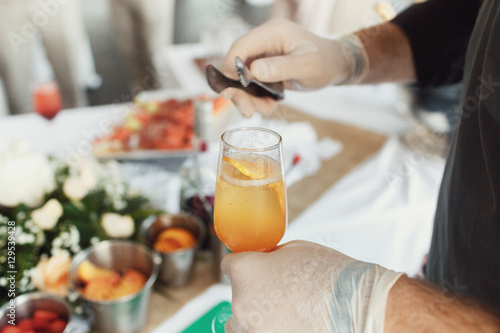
[222,156,268,179]
[153,228,196,253]
[78,260,120,284]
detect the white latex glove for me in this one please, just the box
[220,18,351,118]
[221,240,403,333]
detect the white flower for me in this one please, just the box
[62,158,102,200]
[0,142,55,207]
[90,236,100,245]
[78,159,99,190]
[101,213,135,238]
[63,176,89,200]
[31,199,63,230]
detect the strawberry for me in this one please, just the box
[17,319,33,331]
[47,319,67,333]
[0,326,22,333]
[32,310,58,322]
[32,310,58,331]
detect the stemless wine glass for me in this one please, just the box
[214,127,287,253]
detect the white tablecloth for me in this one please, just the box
[0,86,444,270]
[0,44,446,331]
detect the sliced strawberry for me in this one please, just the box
[33,310,58,323]
[0,326,22,333]
[47,319,67,333]
[17,319,33,331]
[32,310,58,331]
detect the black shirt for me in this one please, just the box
[393,0,500,310]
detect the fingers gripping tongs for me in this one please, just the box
[205,56,284,101]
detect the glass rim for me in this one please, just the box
[221,127,282,152]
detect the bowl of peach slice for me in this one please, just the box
[69,240,161,333]
[141,213,205,287]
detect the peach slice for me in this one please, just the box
[82,275,120,301]
[79,266,148,301]
[153,228,196,253]
[113,269,147,299]
[78,260,120,284]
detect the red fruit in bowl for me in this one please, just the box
[33,310,58,322]
[48,319,67,333]
[17,319,33,331]
[0,326,22,333]
[32,310,59,331]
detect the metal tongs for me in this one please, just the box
[205,56,284,101]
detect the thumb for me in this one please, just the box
[250,54,315,83]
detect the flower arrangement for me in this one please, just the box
[0,143,158,305]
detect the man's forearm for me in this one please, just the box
[354,22,417,85]
[385,276,500,332]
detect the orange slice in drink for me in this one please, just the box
[223,155,286,216]
[268,181,286,217]
[222,156,268,179]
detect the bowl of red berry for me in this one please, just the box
[0,292,72,333]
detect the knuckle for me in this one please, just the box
[267,17,287,27]
[231,302,246,320]
[230,256,250,277]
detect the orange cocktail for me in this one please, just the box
[33,82,63,120]
[214,128,287,253]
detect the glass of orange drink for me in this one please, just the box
[214,127,287,253]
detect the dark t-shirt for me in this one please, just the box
[393,0,500,310]
[393,0,482,88]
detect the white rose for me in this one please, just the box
[0,142,55,207]
[101,213,135,238]
[31,199,63,230]
[63,176,89,201]
[78,159,99,190]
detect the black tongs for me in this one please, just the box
[205,56,284,101]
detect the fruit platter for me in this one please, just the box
[92,94,232,160]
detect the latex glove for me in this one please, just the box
[220,18,351,118]
[221,240,403,333]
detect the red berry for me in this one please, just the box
[17,319,33,331]
[47,319,67,333]
[0,326,22,333]
[292,154,301,165]
[33,310,58,322]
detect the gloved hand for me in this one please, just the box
[220,18,353,118]
[221,240,403,333]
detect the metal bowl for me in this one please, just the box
[140,213,205,287]
[0,292,73,332]
[68,240,161,333]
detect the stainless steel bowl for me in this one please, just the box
[0,292,73,332]
[68,240,161,333]
[141,213,205,287]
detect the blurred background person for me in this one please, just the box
[272,0,414,36]
[0,76,7,116]
[0,0,96,115]
[110,0,176,92]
